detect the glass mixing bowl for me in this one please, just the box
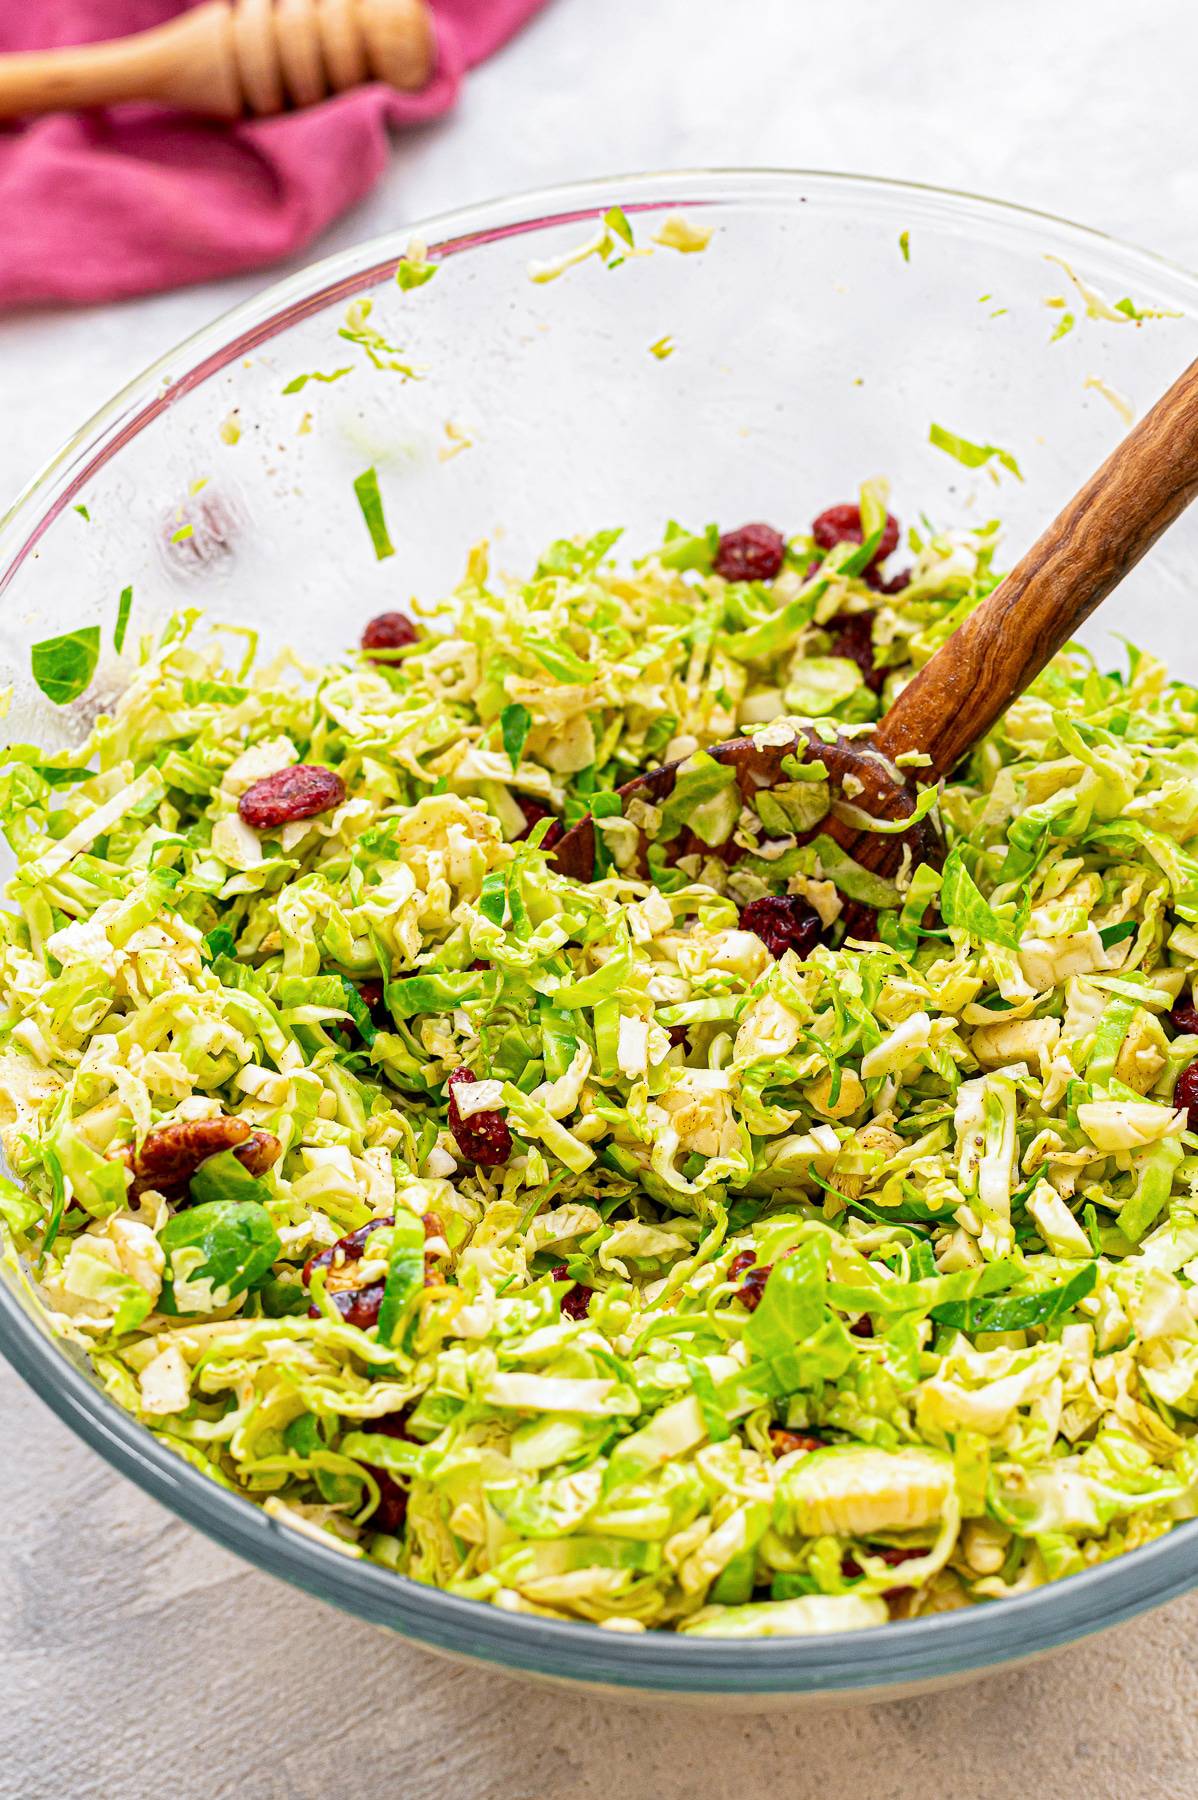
[2,170,1197,1704]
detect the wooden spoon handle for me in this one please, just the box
[875,353,1198,776]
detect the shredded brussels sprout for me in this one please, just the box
[3,499,1198,1637]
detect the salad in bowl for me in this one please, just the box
[4,481,1198,1639]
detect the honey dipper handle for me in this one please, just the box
[874,354,1198,777]
[0,4,241,118]
[0,0,435,121]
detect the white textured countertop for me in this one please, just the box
[2,2,1197,1794]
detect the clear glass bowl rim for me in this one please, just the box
[2,167,1196,1698]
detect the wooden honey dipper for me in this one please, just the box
[0,0,435,121]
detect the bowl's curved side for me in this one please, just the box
[4,1268,1196,1701]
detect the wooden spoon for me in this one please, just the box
[0,0,434,122]
[553,354,1198,891]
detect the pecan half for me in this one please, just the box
[421,1211,447,1287]
[235,1130,283,1179]
[123,1116,282,1200]
[134,1114,251,1184]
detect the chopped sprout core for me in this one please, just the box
[3,499,1198,1637]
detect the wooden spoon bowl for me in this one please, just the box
[551,724,940,900]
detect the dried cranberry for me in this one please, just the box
[447,1068,512,1168]
[370,1412,415,1440]
[850,1314,874,1338]
[550,1263,593,1320]
[238,764,345,830]
[370,1470,408,1534]
[714,523,787,584]
[303,1216,392,1285]
[513,795,563,849]
[739,895,824,961]
[839,900,879,943]
[360,1411,414,1534]
[874,1545,921,1567]
[561,1284,593,1321]
[163,491,237,568]
[732,1241,802,1308]
[303,1215,393,1325]
[827,610,884,695]
[867,566,911,596]
[667,1024,690,1050]
[1169,999,1198,1036]
[769,1428,825,1457]
[357,978,385,1013]
[1174,1061,1198,1130]
[812,503,900,569]
[326,1281,385,1330]
[361,612,420,658]
[332,978,388,1047]
[736,1265,772,1311]
[726,1250,757,1283]
[841,1544,922,1597]
[354,978,392,1030]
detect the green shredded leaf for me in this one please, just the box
[500,703,532,770]
[188,1148,272,1209]
[339,298,420,378]
[929,423,1023,482]
[376,1210,426,1346]
[939,846,1024,948]
[1114,295,1180,322]
[396,253,437,292]
[353,467,396,562]
[604,205,635,248]
[113,586,133,655]
[30,627,101,705]
[162,1197,281,1307]
[1099,919,1137,949]
[282,368,353,395]
[931,1263,1096,1332]
[202,924,237,962]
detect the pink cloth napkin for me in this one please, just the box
[0,1,547,309]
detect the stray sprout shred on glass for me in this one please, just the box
[5,479,1198,1640]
